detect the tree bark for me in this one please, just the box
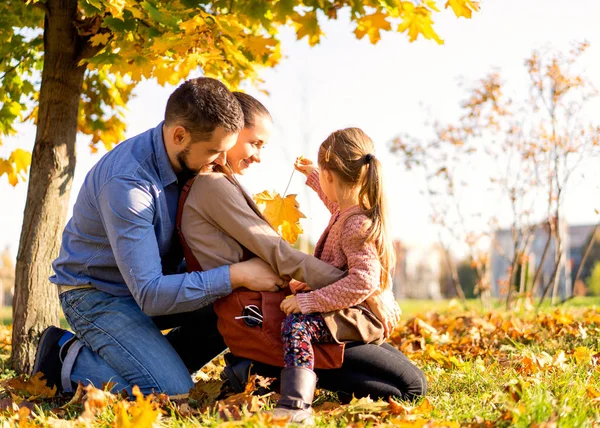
[12,0,86,373]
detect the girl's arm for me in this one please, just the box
[295,214,380,313]
[181,173,345,289]
[305,170,339,214]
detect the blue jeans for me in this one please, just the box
[60,288,226,395]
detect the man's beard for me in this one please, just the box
[176,147,200,178]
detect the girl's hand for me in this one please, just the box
[294,156,317,177]
[366,288,402,338]
[280,295,302,315]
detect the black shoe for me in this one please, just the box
[31,326,75,391]
[221,353,254,393]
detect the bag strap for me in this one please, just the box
[176,177,204,273]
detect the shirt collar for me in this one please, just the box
[152,122,178,187]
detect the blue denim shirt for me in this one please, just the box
[51,123,231,316]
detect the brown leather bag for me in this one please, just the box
[176,178,344,369]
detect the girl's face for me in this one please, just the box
[318,167,338,203]
[226,115,273,175]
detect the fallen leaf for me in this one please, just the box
[1,372,56,399]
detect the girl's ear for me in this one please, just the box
[323,169,334,183]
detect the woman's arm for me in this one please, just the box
[181,173,345,289]
[295,214,381,314]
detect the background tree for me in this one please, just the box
[0,0,478,372]
[391,42,600,309]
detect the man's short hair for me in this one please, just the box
[164,77,244,140]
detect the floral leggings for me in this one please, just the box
[281,313,334,369]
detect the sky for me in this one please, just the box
[2,0,600,262]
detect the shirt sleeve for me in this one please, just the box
[183,174,345,290]
[296,214,381,313]
[306,170,339,214]
[96,176,232,316]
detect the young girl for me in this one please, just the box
[273,127,396,423]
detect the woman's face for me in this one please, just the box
[227,114,273,175]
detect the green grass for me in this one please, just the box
[0,306,69,328]
[399,295,600,318]
[0,298,599,426]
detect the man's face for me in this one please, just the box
[177,126,238,175]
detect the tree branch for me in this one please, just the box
[31,1,49,15]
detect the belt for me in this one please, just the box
[57,284,94,295]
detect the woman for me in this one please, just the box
[180,92,427,404]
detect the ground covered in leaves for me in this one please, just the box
[0,299,599,427]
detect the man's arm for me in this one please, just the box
[97,176,279,316]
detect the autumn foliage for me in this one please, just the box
[0,0,479,184]
[0,300,599,426]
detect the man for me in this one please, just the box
[32,77,285,396]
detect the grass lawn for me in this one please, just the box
[0,297,598,426]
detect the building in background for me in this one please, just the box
[391,240,443,300]
[489,221,595,299]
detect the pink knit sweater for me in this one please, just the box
[295,170,381,314]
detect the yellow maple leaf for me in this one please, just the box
[354,12,392,44]
[0,149,32,186]
[445,0,480,18]
[90,33,111,47]
[245,35,277,58]
[107,0,126,19]
[253,190,306,244]
[293,11,324,46]
[398,3,444,45]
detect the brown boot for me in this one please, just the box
[272,367,317,424]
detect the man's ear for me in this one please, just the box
[172,126,189,147]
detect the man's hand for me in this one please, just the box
[294,156,317,177]
[280,295,302,315]
[366,289,402,338]
[229,258,284,292]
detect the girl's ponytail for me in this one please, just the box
[359,154,393,290]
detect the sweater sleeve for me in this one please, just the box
[296,214,381,314]
[182,173,345,290]
[306,170,339,214]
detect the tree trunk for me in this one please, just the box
[11,0,86,373]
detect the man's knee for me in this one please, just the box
[145,373,194,396]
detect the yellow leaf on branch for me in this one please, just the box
[90,33,111,47]
[398,3,444,45]
[354,12,392,44]
[293,11,324,46]
[253,190,306,244]
[446,0,480,18]
[0,148,31,186]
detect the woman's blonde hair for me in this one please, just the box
[318,128,395,290]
